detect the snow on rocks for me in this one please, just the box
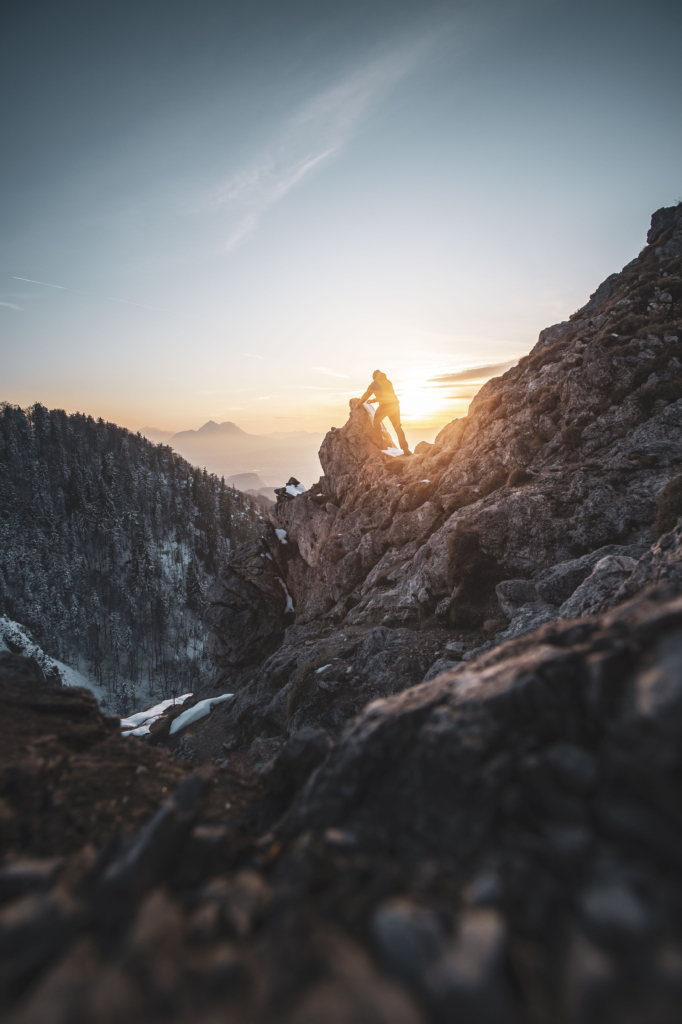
[169,693,234,735]
[1,616,64,684]
[120,693,193,737]
[275,477,307,503]
[275,529,288,544]
[278,578,295,613]
[0,616,105,701]
[381,448,404,458]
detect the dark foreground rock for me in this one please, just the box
[5,585,682,1022]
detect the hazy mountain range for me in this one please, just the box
[139,421,325,487]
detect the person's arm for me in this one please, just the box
[359,383,376,404]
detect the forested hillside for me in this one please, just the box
[0,403,264,713]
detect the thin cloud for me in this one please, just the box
[11,275,213,323]
[12,276,68,289]
[0,301,21,310]
[215,30,439,252]
[428,361,517,386]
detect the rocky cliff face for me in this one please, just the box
[196,202,682,754]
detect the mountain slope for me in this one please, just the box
[192,202,682,753]
[0,404,264,714]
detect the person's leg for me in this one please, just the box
[388,409,410,453]
[373,404,389,446]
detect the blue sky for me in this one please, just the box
[1,0,680,435]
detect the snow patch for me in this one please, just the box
[278,578,295,614]
[169,693,234,735]
[275,529,288,544]
[382,448,403,458]
[316,663,332,674]
[54,660,108,704]
[120,693,193,737]
[285,483,306,497]
[0,616,105,702]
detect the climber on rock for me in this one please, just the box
[358,370,412,455]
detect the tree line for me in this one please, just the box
[0,403,264,714]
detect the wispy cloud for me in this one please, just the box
[12,276,69,290]
[428,361,517,386]
[0,301,21,310]
[215,31,439,252]
[11,275,213,322]
[315,366,349,378]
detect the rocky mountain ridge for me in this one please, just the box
[191,201,682,756]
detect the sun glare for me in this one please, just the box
[397,380,451,422]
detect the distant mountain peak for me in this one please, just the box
[170,420,251,441]
[196,420,246,435]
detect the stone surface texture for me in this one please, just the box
[4,588,682,1022]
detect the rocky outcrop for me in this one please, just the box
[204,523,295,668]
[196,203,682,749]
[178,622,458,763]
[268,586,682,1023]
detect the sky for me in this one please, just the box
[1,0,681,439]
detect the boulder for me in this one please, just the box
[607,517,682,608]
[534,545,643,606]
[558,553,638,618]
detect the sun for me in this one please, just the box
[396,380,448,422]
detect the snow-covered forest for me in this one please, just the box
[0,403,264,713]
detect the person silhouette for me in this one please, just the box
[358,370,412,455]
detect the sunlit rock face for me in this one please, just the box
[201,203,682,750]
[269,202,682,628]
